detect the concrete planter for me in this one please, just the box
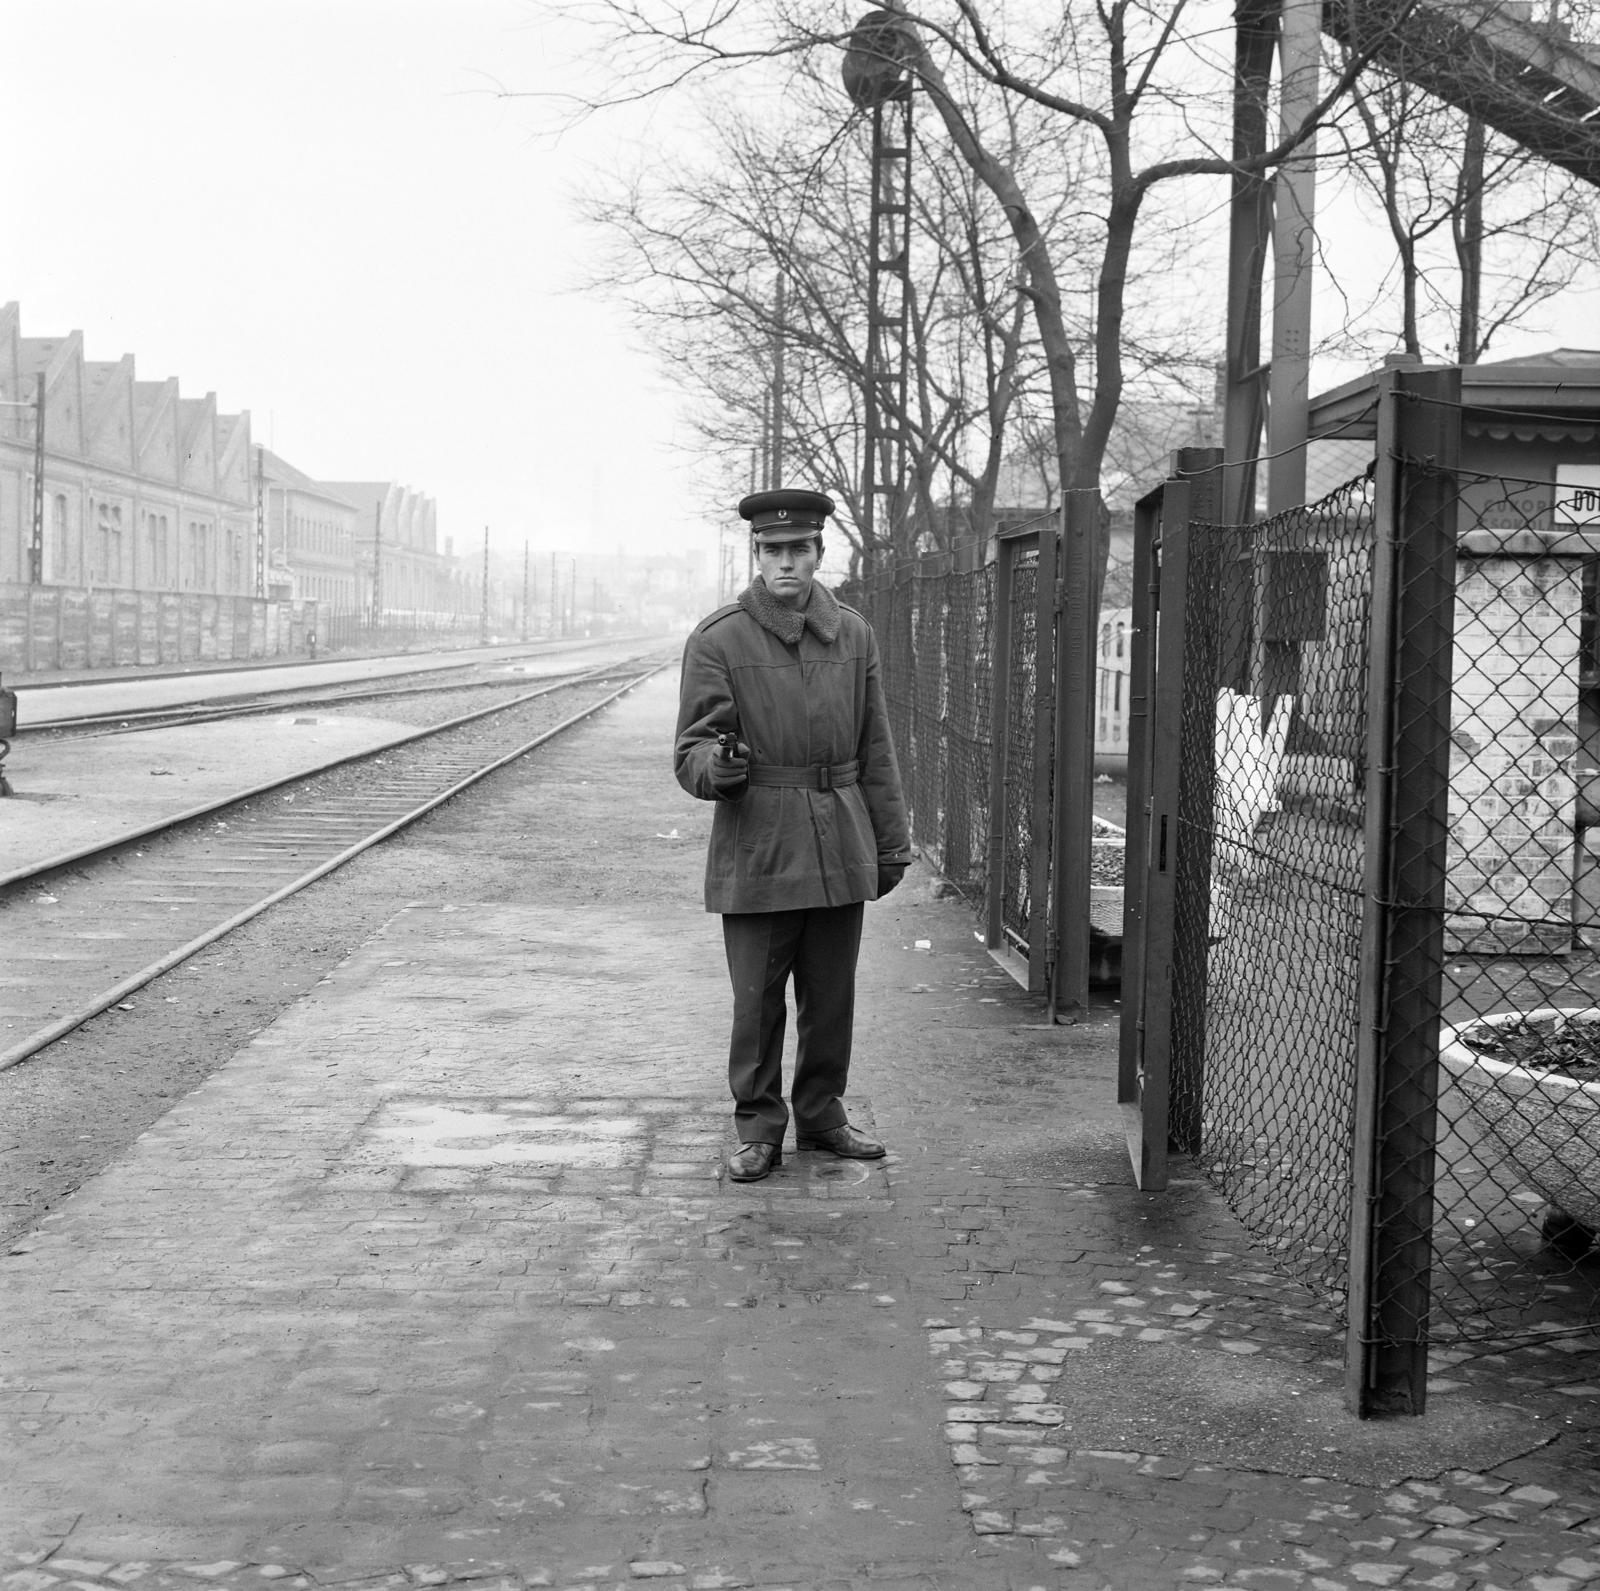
[1438,1008,1600,1251]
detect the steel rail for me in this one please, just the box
[21,655,620,736]
[23,672,594,736]
[0,654,664,891]
[0,661,667,1073]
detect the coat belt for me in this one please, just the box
[747,759,860,791]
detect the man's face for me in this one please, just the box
[756,535,821,611]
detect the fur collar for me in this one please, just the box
[739,576,841,646]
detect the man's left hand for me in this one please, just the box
[877,863,907,896]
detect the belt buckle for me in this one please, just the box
[816,765,832,791]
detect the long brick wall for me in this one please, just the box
[0,583,319,672]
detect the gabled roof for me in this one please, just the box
[260,447,356,510]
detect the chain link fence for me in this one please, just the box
[1175,474,1377,1313]
[841,555,997,909]
[843,525,1130,971]
[1427,462,1600,1349]
[1149,430,1600,1385]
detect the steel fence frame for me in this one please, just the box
[1121,372,1600,1418]
[840,526,1057,983]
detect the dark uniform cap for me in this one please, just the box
[739,488,835,543]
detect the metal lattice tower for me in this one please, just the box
[863,95,912,562]
[844,8,916,566]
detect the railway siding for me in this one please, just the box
[0,659,670,1071]
[3,715,417,865]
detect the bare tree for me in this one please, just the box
[545,0,1391,609]
[579,71,1080,568]
[1324,50,1599,364]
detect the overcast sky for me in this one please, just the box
[3,0,712,563]
[6,1,1596,571]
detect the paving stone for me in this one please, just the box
[1,674,1597,1590]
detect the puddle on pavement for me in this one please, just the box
[359,1099,648,1169]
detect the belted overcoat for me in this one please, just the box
[675,577,911,914]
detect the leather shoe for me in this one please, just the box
[726,1142,782,1182]
[795,1122,885,1159]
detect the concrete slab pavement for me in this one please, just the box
[2,670,1599,1591]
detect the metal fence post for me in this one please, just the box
[943,561,972,884]
[1346,366,1461,1417]
[1169,448,1225,1152]
[1119,483,1168,1187]
[1030,524,1059,995]
[986,537,1016,949]
[1050,489,1098,1021]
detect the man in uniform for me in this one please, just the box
[675,488,911,1183]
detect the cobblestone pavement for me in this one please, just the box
[4,671,1599,1590]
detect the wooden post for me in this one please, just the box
[1346,366,1461,1417]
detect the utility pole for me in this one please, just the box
[480,527,490,645]
[29,373,45,585]
[1457,116,1486,362]
[1266,0,1319,513]
[569,557,577,635]
[521,541,530,641]
[254,444,266,597]
[550,552,559,635]
[372,497,383,627]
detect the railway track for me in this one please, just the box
[19,649,614,736]
[0,654,670,1072]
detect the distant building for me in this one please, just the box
[258,448,359,610]
[0,301,254,593]
[323,479,464,618]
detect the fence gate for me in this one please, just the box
[1118,451,1226,1192]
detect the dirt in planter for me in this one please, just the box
[1460,1016,1600,1082]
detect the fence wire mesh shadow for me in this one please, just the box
[1162,460,1600,1373]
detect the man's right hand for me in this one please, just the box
[709,740,750,798]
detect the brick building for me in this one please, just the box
[258,448,360,610]
[0,302,254,594]
[322,479,468,619]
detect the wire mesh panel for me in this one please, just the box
[939,566,995,895]
[838,559,996,913]
[1154,425,1600,1391]
[1417,462,1600,1349]
[1002,550,1040,955]
[1171,475,1377,1308]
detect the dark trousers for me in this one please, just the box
[721,902,865,1146]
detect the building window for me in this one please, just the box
[187,520,214,589]
[95,502,124,584]
[50,493,69,581]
